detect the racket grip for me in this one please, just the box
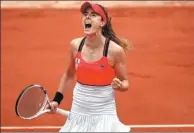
[56,108,70,117]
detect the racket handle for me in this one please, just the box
[56,108,70,117]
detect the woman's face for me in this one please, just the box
[82,7,104,35]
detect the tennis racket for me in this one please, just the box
[15,84,70,120]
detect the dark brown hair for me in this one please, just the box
[97,4,132,52]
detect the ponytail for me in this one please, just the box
[98,5,133,52]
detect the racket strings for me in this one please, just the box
[17,87,47,118]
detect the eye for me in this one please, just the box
[91,13,97,17]
[83,12,88,16]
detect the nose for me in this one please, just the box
[86,14,90,19]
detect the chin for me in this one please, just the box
[84,31,96,36]
[84,31,91,35]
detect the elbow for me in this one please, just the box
[66,69,75,79]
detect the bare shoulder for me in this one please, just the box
[70,37,85,51]
[108,40,125,58]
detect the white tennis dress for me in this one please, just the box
[59,82,130,132]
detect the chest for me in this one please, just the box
[78,46,114,66]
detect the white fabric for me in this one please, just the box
[59,82,130,132]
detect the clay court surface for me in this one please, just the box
[1,6,194,132]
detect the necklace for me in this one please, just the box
[87,47,96,57]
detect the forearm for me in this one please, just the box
[57,72,75,94]
[52,71,75,105]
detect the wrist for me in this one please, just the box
[53,91,64,105]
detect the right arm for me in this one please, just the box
[57,40,77,94]
[49,39,79,112]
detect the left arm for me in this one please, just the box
[112,46,129,91]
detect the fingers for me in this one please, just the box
[47,101,58,114]
[46,104,51,110]
[111,78,123,89]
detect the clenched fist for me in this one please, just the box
[111,77,123,89]
[46,101,58,114]
[111,77,129,92]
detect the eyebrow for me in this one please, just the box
[83,11,98,15]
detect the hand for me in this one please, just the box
[111,77,123,89]
[46,101,59,114]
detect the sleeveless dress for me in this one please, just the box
[59,37,130,132]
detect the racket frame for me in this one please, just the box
[15,84,69,120]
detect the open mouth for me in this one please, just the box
[85,23,92,30]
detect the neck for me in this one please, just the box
[85,32,105,48]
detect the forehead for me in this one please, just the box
[84,7,96,13]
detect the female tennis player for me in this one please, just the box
[50,2,131,132]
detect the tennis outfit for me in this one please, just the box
[59,37,130,132]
